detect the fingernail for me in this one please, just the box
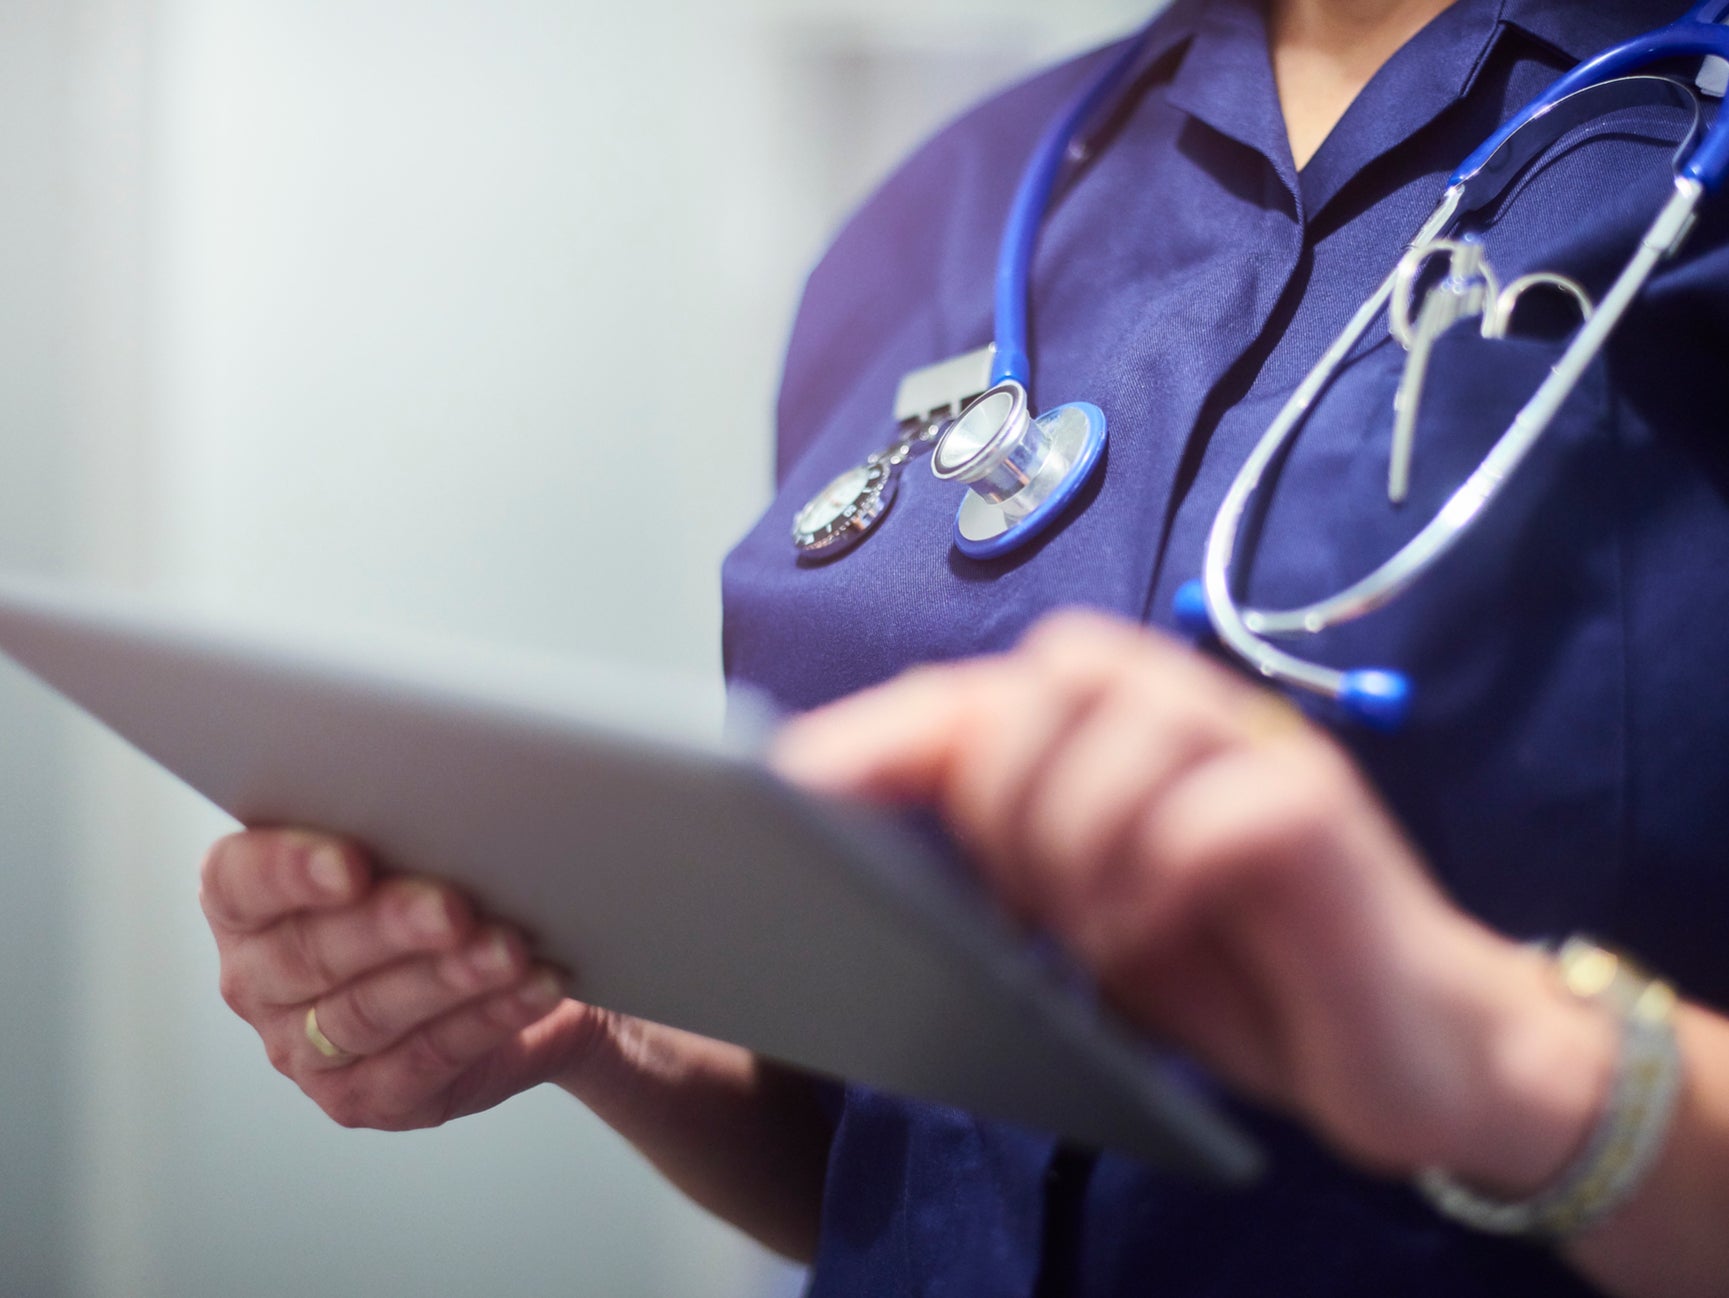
[468,931,515,980]
[405,885,453,941]
[517,969,564,1009]
[308,846,350,897]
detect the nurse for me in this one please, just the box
[197,0,1729,1294]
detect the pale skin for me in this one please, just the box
[1272,0,1461,167]
[199,4,1729,1294]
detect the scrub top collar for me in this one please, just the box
[1160,0,1292,190]
[1151,0,1692,222]
[1294,0,1505,213]
[1159,0,1503,217]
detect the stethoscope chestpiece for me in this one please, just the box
[932,379,1107,560]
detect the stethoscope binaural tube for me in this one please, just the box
[1455,0,1729,194]
[1175,66,1717,731]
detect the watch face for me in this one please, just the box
[792,460,895,559]
[796,464,875,532]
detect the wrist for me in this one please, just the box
[1417,935,1685,1241]
[1431,935,1619,1197]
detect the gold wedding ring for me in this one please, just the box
[304,1004,356,1064]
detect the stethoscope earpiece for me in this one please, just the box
[1337,670,1412,732]
[1171,579,1214,639]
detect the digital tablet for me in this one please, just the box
[0,574,1258,1180]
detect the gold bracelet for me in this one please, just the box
[1415,937,1682,1239]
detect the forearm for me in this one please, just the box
[556,1012,833,1262]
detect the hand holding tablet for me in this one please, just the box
[0,573,1257,1179]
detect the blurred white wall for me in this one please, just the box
[1,1,1155,1296]
[0,5,80,1294]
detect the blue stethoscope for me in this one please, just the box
[790,36,1147,563]
[795,2,1728,730]
[918,35,1152,560]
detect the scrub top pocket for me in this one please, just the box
[1225,322,1627,938]
[1240,321,1616,700]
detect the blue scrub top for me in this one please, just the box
[722,0,1729,1292]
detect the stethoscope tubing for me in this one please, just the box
[1201,69,1713,728]
[925,31,1154,558]
[801,26,1155,565]
[1453,1,1729,192]
[1205,176,1702,666]
[992,35,1151,388]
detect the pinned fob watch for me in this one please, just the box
[791,456,897,559]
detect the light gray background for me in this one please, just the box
[0,2,1153,1295]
